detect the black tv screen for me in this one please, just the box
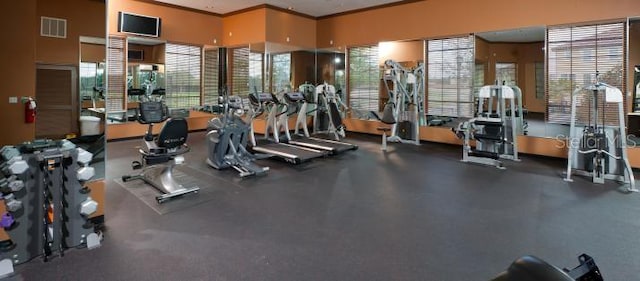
[118,12,161,37]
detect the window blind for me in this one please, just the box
[427,35,475,118]
[165,43,202,109]
[231,47,250,97]
[203,48,219,105]
[107,36,125,112]
[546,22,626,125]
[348,45,380,115]
[272,53,291,93]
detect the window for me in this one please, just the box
[473,63,485,95]
[495,62,517,86]
[231,47,250,97]
[427,35,475,118]
[547,22,625,125]
[107,36,125,112]
[348,45,380,116]
[272,53,291,93]
[249,52,263,93]
[203,48,219,105]
[165,43,202,109]
[80,62,100,101]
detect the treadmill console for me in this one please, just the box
[227,95,243,109]
[284,92,305,103]
[252,93,275,103]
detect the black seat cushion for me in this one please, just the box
[157,118,188,149]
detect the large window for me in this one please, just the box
[348,45,380,116]
[203,48,219,105]
[427,35,475,118]
[547,22,626,125]
[165,43,201,108]
[495,62,517,86]
[272,53,291,93]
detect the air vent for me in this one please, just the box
[41,17,67,38]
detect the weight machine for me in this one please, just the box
[453,85,522,168]
[563,81,636,192]
[373,60,425,148]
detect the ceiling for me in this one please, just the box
[154,0,409,17]
[476,26,546,43]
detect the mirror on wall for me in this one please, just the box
[475,26,547,137]
[264,42,318,94]
[122,37,166,123]
[316,47,346,96]
[78,37,106,179]
[627,18,640,138]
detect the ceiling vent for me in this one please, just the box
[41,17,67,38]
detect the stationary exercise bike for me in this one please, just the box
[122,94,200,203]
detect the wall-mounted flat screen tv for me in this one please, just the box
[118,12,161,37]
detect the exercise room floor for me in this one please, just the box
[13,132,640,280]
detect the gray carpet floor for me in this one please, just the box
[11,131,640,281]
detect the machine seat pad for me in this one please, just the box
[473,120,503,127]
[157,118,189,149]
[474,134,503,142]
[469,150,500,160]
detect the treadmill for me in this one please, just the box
[248,93,327,164]
[283,92,358,155]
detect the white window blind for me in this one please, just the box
[272,53,291,93]
[427,35,475,118]
[203,48,219,105]
[547,22,626,125]
[348,45,380,115]
[165,43,201,109]
[496,62,517,86]
[231,47,250,97]
[107,36,125,112]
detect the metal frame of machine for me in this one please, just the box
[563,82,636,192]
[379,59,425,146]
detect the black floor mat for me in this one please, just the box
[114,164,234,215]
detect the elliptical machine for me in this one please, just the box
[122,94,200,203]
[206,91,269,177]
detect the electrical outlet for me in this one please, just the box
[8,97,17,104]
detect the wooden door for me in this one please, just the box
[35,65,78,139]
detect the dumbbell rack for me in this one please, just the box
[0,140,101,277]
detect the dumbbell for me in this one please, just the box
[75,148,95,181]
[0,146,20,162]
[3,194,22,213]
[0,213,14,229]
[79,197,98,216]
[0,157,28,176]
[0,176,24,192]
